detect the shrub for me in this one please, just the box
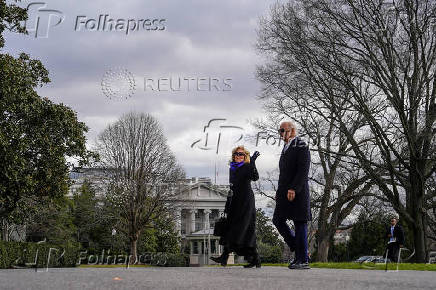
[0,241,81,269]
[258,241,283,263]
[163,253,189,267]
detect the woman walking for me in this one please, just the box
[211,146,261,268]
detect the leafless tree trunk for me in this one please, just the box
[426,173,436,243]
[252,103,373,261]
[255,9,378,262]
[96,112,185,262]
[1,219,9,242]
[256,0,435,262]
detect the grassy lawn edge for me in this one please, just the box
[78,262,436,271]
[211,262,436,271]
[210,262,436,271]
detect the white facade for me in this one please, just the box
[69,169,232,265]
[68,167,111,197]
[173,178,233,266]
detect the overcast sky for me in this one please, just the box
[4,1,285,204]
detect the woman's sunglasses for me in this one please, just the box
[233,152,246,157]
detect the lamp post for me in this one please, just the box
[345,234,350,261]
[111,229,117,252]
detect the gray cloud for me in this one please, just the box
[4,0,280,186]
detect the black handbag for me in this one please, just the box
[213,214,228,237]
[214,187,233,237]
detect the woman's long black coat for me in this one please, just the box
[223,161,259,255]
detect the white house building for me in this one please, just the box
[174,177,235,266]
[69,168,234,266]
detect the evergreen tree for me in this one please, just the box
[0,0,96,225]
[255,209,283,263]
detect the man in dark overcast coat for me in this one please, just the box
[386,216,405,262]
[273,121,311,269]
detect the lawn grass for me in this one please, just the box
[210,262,436,271]
[309,262,436,271]
[80,262,436,271]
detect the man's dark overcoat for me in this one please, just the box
[275,137,311,221]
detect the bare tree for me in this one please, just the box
[426,173,436,242]
[96,112,185,261]
[255,5,383,261]
[256,0,435,262]
[251,86,374,262]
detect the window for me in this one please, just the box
[211,240,216,254]
[193,241,199,254]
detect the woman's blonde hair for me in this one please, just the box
[230,145,251,163]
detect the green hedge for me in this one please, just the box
[0,242,190,268]
[258,242,283,263]
[0,241,81,269]
[163,253,189,267]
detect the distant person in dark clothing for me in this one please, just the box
[386,217,405,262]
[210,146,261,268]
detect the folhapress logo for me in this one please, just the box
[25,2,65,38]
[23,2,167,38]
[75,15,166,35]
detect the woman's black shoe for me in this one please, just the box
[243,261,261,268]
[243,256,261,268]
[210,255,228,266]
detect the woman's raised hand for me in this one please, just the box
[251,151,260,161]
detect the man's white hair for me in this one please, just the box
[281,121,297,130]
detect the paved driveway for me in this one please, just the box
[0,266,435,290]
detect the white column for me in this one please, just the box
[217,209,224,255]
[175,208,182,236]
[215,240,219,255]
[204,209,211,232]
[189,209,197,234]
[204,209,212,261]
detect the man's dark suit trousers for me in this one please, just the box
[273,213,308,263]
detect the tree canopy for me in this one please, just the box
[0,0,96,222]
